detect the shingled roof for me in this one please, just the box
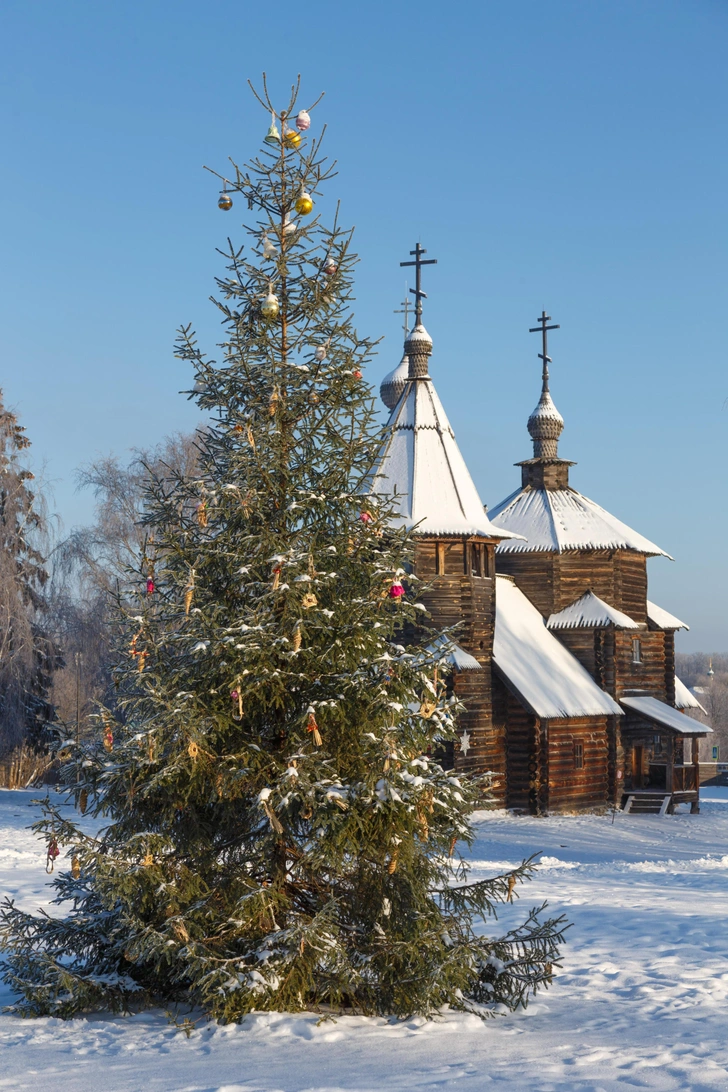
[490,486,671,556]
[370,324,520,540]
[547,590,640,630]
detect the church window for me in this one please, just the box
[632,638,642,664]
[471,543,483,577]
[713,745,719,761]
[435,542,445,575]
[573,741,584,769]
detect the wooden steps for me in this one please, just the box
[621,792,671,815]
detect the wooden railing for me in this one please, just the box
[646,763,697,794]
[672,765,697,793]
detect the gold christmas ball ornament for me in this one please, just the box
[295,190,314,216]
[218,191,233,211]
[261,286,280,321]
[284,128,301,149]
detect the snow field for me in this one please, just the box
[1,788,728,1091]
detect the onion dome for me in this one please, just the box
[404,323,433,379]
[527,384,564,458]
[380,352,410,411]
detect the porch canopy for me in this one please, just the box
[620,695,712,737]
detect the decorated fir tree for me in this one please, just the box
[0,79,566,1021]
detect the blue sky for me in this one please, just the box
[1,0,726,650]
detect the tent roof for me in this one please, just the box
[548,590,640,630]
[369,376,521,539]
[489,486,671,557]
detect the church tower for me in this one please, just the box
[489,312,670,627]
[370,246,519,784]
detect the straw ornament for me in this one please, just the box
[306,709,322,746]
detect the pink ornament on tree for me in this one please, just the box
[146,577,155,594]
[389,581,405,599]
[322,257,337,276]
[296,110,311,131]
[359,511,372,524]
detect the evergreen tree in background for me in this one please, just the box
[0,79,566,1021]
[0,393,55,754]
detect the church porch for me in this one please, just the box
[619,694,711,814]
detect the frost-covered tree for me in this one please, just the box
[0,78,566,1021]
[0,393,55,753]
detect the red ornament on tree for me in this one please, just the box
[352,369,362,379]
[389,581,405,599]
[322,257,337,275]
[146,577,155,594]
[359,511,372,524]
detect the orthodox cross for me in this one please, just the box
[400,243,437,322]
[393,292,412,338]
[529,310,560,389]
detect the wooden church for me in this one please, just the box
[371,246,711,815]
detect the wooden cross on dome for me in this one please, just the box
[529,310,560,389]
[400,243,437,322]
[393,292,412,338]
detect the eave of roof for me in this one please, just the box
[647,600,689,631]
[489,486,672,558]
[620,694,712,735]
[426,636,483,672]
[548,590,640,631]
[674,675,707,714]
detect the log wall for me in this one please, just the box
[494,676,536,812]
[546,716,610,812]
[414,537,503,797]
[497,548,649,624]
[614,630,668,701]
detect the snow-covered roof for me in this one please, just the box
[493,575,622,719]
[369,376,521,539]
[620,695,711,735]
[674,676,707,714]
[646,600,689,631]
[547,591,640,631]
[426,635,483,672]
[489,486,672,557]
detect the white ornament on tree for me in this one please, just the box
[459,730,471,756]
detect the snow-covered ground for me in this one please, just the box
[2,787,728,1092]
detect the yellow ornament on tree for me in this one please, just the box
[295,189,314,216]
[261,284,279,320]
